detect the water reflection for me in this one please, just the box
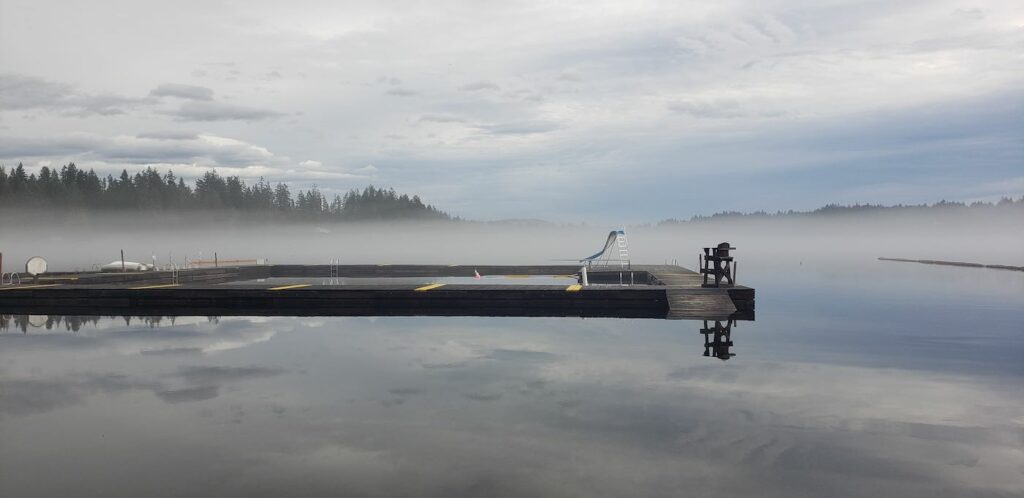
[2,314,745,360]
[700,319,736,360]
[0,314,209,333]
[1,314,1021,497]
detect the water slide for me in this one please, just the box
[580,229,625,262]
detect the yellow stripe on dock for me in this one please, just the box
[414,283,445,291]
[0,284,62,291]
[130,283,182,290]
[565,284,583,292]
[268,284,311,291]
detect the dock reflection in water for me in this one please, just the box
[1,313,1021,497]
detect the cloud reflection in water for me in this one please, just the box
[0,314,1021,497]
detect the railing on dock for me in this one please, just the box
[324,258,341,285]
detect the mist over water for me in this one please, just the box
[3,208,1022,271]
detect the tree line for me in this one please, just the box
[658,198,1024,225]
[0,163,451,220]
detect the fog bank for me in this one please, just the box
[1,209,1021,273]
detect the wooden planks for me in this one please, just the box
[591,264,753,320]
[665,288,737,320]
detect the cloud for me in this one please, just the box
[0,132,276,166]
[418,113,466,124]
[136,130,200,141]
[460,81,500,92]
[0,73,69,110]
[169,101,285,121]
[149,83,215,101]
[386,88,418,97]
[0,73,148,116]
[666,98,785,120]
[667,98,742,118]
[478,120,560,135]
[483,349,559,362]
[953,8,985,20]
[557,69,582,82]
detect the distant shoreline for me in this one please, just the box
[878,257,1024,272]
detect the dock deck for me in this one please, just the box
[0,264,753,320]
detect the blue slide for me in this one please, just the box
[580,230,624,262]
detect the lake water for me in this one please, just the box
[1,261,1022,497]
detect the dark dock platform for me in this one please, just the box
[0,264,753,320]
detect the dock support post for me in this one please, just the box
[215,252,218,267]
[120,250,125,272]
[580,266,589,286]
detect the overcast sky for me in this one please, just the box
[1,0,1021,221]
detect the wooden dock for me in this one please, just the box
[0,264,753,320]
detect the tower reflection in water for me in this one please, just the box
[699,319,736,361]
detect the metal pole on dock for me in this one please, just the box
[580,266,589,286]
[120,250,125,272]
[215,252,218,267]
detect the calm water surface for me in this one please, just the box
[1,262,1022,497]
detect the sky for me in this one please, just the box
[0,0,1021,222]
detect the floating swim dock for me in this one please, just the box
[0,264,754,320]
